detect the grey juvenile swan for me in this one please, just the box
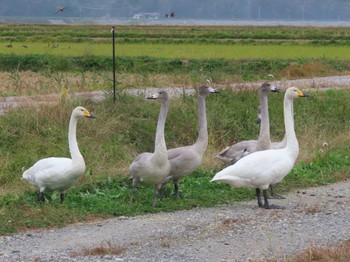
[161,85,219,199]
[216,82,286,160]
[22,106,95,203]
[211,87,308,209]
[130,90,171,207]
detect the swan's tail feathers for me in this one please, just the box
[211,174,247,188]
[211,174,229,183]
[210,170,231,183]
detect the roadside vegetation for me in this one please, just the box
[0,88,349,235]
[0,24,349,236]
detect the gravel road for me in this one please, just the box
[1,179,349,261]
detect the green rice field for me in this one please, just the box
[1,42,350,60]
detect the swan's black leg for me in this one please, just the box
[131,178,139,202]
[159,183,166,199]
[269,185,285,199]
[256,188,263,208]
[263,189,270,209]
[264,189,285,209]
[60,192,65,203]
[152,184,161,208]
[38,191,45,203]
[174,179,180,199]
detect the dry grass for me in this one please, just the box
[287,240,350,262]
[294,203,326,214]
[0,71,197,97]
[282,62,333,79]
[0,71,108,96]
[219,216,252,230]
[71,240,126,257]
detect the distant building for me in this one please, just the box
[132,13,160,19]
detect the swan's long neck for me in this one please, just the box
[284,95,299,158]
[68,114,84,164]
[195,94,208,152]
[154,99,169,156]
[256,90,271,151]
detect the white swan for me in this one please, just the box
[22,106,95,203]
[130,90,171,207]
[211,87,308,209]
[161,85,219,199]
[216,82,285,165]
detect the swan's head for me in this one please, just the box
[260,82,279,94]
[147,90,168,102]
[73,106,95,119]
[199,85,220,96]
[286,87,309,99]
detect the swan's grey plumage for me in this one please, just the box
[161,85,219,198]
[216,82,284,165]
[130,90,171,207]
[22,106,95,203]
[211,87,308,209]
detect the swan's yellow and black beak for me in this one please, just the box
[296,89,309,97]
[84,110,96,119]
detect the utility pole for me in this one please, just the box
[111,26,116,103]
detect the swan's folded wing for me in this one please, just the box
[216,140,257,164]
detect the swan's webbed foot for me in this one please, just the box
[268,186,285,199]
[256,188,263,208]
[267,204,286,210]
[38,192,45,203]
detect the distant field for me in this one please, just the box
[1,23,350,94]
[2,23,350,44]
[2,42,350,60]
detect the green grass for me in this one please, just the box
[3,42,350,60]
[0,89,349,235]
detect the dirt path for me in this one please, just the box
[1,180,349,261]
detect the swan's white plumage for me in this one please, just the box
[211,87,307,208]
[22,158,84,191]
[22,106,95,202]
[212,148,295,190]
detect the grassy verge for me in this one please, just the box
[0,88,349,235]
[1,54,349,97]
